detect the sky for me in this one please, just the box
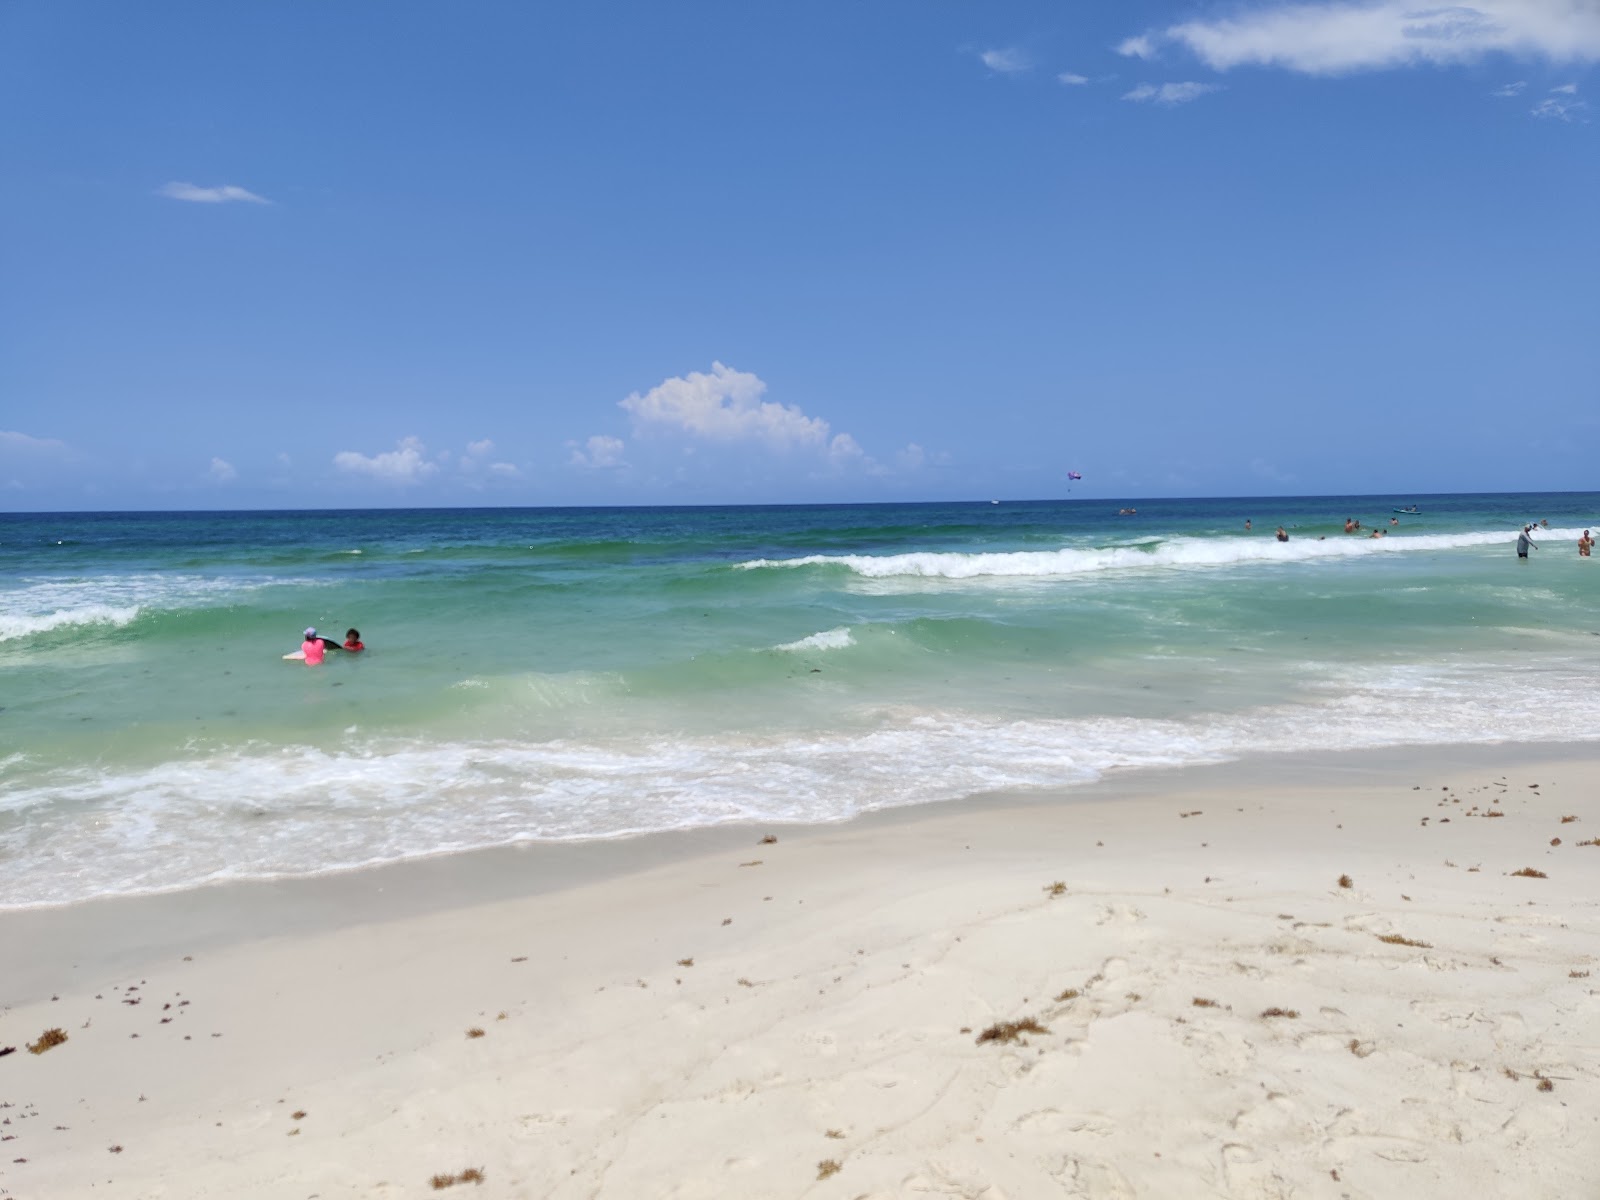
[3,0,1597,510]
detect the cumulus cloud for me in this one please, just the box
[1058,72,1091,85]
[569,434,627,469]
[1117,34,1158,59]
[158,181,270,204]
[979,47,1031,73]
[465,438,495,457]
[1147,1,1600,76]
[333,436,439,484]
[488,461,520,477]
[1124,81,1221,104]
[207,457,237,483]
[620,362,835,450]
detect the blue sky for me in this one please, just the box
[3,0,1596,509]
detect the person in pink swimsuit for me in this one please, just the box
[285,626,328,664]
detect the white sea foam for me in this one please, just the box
[4,654,1599,909]
[0,604,142,642]
[0,572,326,641]
[774,627,855,652]
[736,527,1599,581]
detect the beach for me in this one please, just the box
[4,743,1596,1199]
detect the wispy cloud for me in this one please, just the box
[1142,1,1600,76]
[1058,72,1090,85]
[158,181,270,205]
[0,430,68,455]
[1123,81,1221,105]
[569,434,627,469]
[1494,80,1529,96]
[333,436,439,484]
[465,438,495,457]
[207,457,237,483]
[979,47,1030,74]
[1533,83,1588,119]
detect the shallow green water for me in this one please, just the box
[3,494,1597,907]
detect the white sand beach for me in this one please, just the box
[2,745,1597,1199]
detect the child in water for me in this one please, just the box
[343,628,365,652]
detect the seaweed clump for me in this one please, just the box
[976,1017,1049,1045]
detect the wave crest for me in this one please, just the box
[0,604,141,642]
[736,528,1595,580]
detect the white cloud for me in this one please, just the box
[896,443,928,470]
[980,47,1030,74]
[1058,72,1091,85]
[158,181,270,205]
[0,430,68,455]
[569,434,627,469]
[1117,34,1158,59]
[1123,81,1222,104]
[1552,81,1580,92]
[620,362,834,449]
[1532,90,1588,118]
[1152,1,1600,76]
[207,457,237,483]
[1495,80,1529,95]
[827,433,866,464]
[332,436,439,484]
[488,461,520,477]
[465,438,494,457]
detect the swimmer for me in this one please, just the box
[1344,517,1355,533]
[1275,526,1288,542]
[284,626,327,665]
[1244,519,1252,532]
[1516,525,1538,560]
[1579,530,1592,558]
[343,627,365,651]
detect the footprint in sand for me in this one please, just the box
[1094,904,1146,926]
[1220,1143,1292,1199]
[1053,1155,1135,1198]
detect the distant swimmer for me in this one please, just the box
[1579,530,1593,558]
[343,627,365,652]
[1390,517,1399,525]
[1275,526,1288,542]
[1516,525,1539,560]
[1244,519,1252,532]
[1344,517,1355,533]
[1369,528,1386,538]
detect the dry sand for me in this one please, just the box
[2,745,1597,1199]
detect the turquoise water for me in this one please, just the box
[3,494,1598,907]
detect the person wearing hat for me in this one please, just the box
[284,625,334,664]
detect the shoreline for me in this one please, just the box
[5,737,1599,1001]
[3,740,1597,1197]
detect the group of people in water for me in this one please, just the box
[1230,514,1593,556]
[1517,523,1594,560]
[284,626,365,665]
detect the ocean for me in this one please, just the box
[3,494,1597,909]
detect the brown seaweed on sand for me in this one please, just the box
[976,1017,1049,1044]
[27,1029,67,1055]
